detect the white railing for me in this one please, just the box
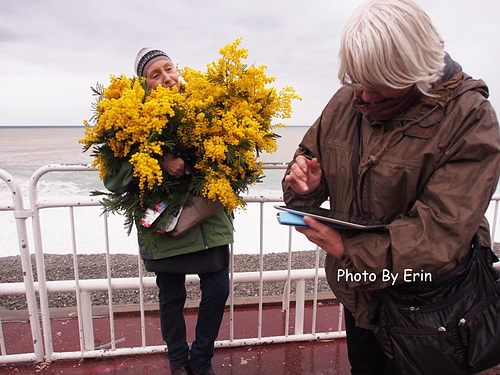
[0,169,44,364]
[0,164,341,364]
[1,164,499,365]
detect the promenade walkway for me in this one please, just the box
[1,303,499,374]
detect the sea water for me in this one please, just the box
[0,126,312,257]
[1,126,499,258]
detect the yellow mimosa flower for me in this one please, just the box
[80,38,301,219]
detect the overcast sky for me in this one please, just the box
[0,0,498,127]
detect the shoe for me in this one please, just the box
[188,364,216,375]
[169,363,190,375]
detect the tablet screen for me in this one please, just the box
[275,205,387,230]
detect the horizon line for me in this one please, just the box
[0,124,311,128]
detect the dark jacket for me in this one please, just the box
[283,72,500,329]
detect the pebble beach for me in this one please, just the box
[0,250,330,311]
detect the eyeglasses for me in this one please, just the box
[342,81,394,92]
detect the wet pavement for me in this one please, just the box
[0,340,350,374]
[0,303,499,375]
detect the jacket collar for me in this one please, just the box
[358,72,468,168]
[369,72,467,138]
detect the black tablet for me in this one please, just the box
[275,205,387,230]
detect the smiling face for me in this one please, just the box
[145,59,180,90]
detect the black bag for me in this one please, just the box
[371,237,500,375]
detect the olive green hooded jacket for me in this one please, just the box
[103,161,233,262]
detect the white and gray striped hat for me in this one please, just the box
[134,48,171,77]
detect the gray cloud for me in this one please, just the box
[0,0,498,126]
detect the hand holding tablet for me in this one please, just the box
[275,205,387,230]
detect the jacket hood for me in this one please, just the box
[418,52,488,114]
[442,52,462,83]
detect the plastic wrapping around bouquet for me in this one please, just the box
[170,196,222,238]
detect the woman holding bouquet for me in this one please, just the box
[104,48,234,375]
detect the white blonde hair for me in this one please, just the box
[338,0,445,95]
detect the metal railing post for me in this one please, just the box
[294,279,306,335]
[0,169,44,363]
[80,291,95,351]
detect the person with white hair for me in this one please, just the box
[282,0,500,373]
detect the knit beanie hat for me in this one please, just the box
[134,47,171,77]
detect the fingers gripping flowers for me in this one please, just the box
[80,39,301,233]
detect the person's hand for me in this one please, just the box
[159,154,185,178]
[284,156,322,194]
[296,216,345,259]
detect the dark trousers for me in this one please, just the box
[156,268,229,373]
[344,308,397,375]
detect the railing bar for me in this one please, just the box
[1,169,44,360]
[29,197,53,361]
[137,252,147,348]
[338,303,344,334]
[257,202,264,339]
[0,268,327,295]
[284,229,293,337]
[69,207,87,353]
[311,246,321,334]
[294,279,305,335]
[229,241,235,342]
[492,200,499,244]
[0,353,39,364]
[47,331,347,361]
[103,213,117,351]
[0,312,6,356]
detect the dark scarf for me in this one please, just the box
[351,85,421,121]
[351,52,462,121]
